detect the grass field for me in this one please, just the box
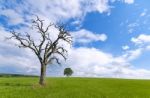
[0,77,150,98]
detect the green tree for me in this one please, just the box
[64,68,73,77]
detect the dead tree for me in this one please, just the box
[8,16,72,85]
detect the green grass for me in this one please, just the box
[0,77,150,98]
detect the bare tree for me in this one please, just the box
[8,16,72,85]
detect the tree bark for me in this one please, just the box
[39,64,46,85]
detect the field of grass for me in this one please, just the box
[0,77,150,98]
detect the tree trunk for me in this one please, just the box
[39,64,46,85]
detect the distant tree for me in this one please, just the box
[8,16,72,86]
[64,68,73,77]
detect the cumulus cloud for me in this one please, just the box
[72,29,107,44]
[67,47,120,77]
[0,26,40,74]
[124,0,134,4]
[64,47,150,78]
[0,0,112,25]
[122,34,150,62]
[0,0,134,26]
[82,0,111,13]
[131,34,150,45]
[123,48,143,61]
[130,34,150,59]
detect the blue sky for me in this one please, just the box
[1,0,150,78]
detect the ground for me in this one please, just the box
[0,77,150,98]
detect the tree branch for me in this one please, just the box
[8,16,72,66]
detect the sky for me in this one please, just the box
[1,0,150,78]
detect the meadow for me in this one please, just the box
[0,77,150,98]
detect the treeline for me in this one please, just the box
[0,73,38,77]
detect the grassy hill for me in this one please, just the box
[0,77,150,98]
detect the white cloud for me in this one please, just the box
[0,26,40,74]
[131,34,150,45]
[64,47,150,78]
[122,45,130,50]
[72,29,107,44]
[83,0,111,13]
[66,47,119,77]
[124,48,143,61]
[0,0,135,26]
[25,0,82,22]
[0,9,24,25]
[124,0,134,4]
[12,0,111,24]
[130,34,150,60]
